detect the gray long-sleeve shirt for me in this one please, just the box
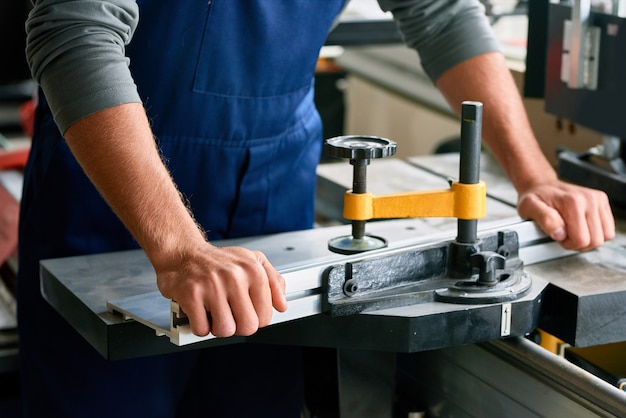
[26,0,499,134]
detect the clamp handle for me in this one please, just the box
[324,135,397,164]
[471,251,506,285]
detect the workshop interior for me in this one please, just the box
[2,1,626,417]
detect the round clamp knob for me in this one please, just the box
[324,135,397,162]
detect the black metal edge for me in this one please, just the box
[40,264,111,359]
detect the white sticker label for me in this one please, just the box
[501,303,512,337]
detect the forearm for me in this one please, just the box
[63,103,207,268]
[435,51,614,251]
[61,103,287,337]
[435,51,557,193]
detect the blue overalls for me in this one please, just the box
[17,1,347,416]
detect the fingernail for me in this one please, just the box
[550,227,566,241]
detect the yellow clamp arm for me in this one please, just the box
[343,181,486,221]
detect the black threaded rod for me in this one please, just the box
[351,161,368,240]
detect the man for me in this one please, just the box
[21,1,614,417]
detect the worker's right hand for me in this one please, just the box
[155,243,287,338]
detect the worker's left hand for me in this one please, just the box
[517,180,615,251]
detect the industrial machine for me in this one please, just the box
[526,0,626,211]
[88,102,548,351]
[40,139,626,417]
[35,3,626,414]
[39,96,626,415]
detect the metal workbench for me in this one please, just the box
[40,152,548,358]
[38,153,626,417]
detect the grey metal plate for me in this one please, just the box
[407,152,519,207]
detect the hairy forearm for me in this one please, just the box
[64,103,206,267]
[435,51,557,192]
[64,103,287,337]
[435,51,614,251]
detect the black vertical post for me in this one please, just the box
[457,101,483,244]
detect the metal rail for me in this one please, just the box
[107,218,571,346]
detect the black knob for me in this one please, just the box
[324,135,397,162]
[471,251,506,285]
[324,135,394,254]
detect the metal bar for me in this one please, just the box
[613,0,626,17]
[457,101,483,244]
[458,102,483,185]
[484,337,626,416]
[397,337,626,417]
[568,0,591,88]
[351,162,368,240]
[108,218,572,347]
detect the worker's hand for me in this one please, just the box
[517,180,615,251]
[155,244,287,338]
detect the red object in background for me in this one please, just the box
[0,148,29,170]
[0,99,33,266]
[0,99,32,170]
[0,183,19,265]
[19,99,35,138]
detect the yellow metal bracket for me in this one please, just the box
[342,180,487,221]
[325,102,486,254]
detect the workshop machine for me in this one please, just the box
[81,102,548,350]
[39,95,626,416]
[527,0,626,211]
[37,3,626,413]
[41,103,545,346]
[0,2,614,416]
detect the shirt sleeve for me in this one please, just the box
[376,0,501,81]
[26,0,140,133]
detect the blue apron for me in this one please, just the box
[17,1,347,417]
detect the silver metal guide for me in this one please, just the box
[107,218,573,346]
